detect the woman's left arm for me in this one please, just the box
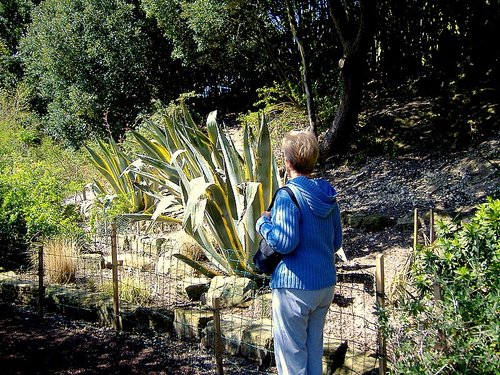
[255,192,300,254]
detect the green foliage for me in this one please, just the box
[239,83,308,160]
[182,0,230,54]
[0,162,80,236]
[0,0,35,88]
[0,39,16,89]
[85,138,156,215]
[0,0,35,51]
[102,277,151,306]
[140,0,274,104]
[0,88,90,268]
[140,0,186,59]
[383,198,500,374]
[140,0,234,60]
[19,0,160,147]
[0,157,86,251]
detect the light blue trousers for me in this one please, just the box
[272,286,335,375]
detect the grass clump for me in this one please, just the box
[39,237,80,284]
[102,276,151,306]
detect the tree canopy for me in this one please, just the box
[1,0,497,152]
[19,0,182,147]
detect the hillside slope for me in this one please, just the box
[322,90,499,286]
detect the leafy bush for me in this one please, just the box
[239,83,308,137]
[0,88,92,268]
[19,0,162,147]
[383,198,500,374]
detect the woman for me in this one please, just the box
[255,130,342,375]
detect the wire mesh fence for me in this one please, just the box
[0,215,384,374]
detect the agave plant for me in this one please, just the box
[87,104,281,276]
[125,105,282,277]
[85,138,156,215]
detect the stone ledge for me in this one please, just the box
[0,276,173,334]
[0,273,375,374]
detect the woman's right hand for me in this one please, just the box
[260,210,271,218]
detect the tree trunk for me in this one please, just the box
[319,0,375,160]
[285,0,318,135]
[320,55,362,159]
[300,42,318,135]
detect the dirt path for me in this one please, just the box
[0,302,258,375]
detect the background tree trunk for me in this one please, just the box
[320,55,362,158]
[319,0,375,160]
[285,0,318,135]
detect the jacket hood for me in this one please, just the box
[288,176,338,218]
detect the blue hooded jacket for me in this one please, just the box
[255,176,342,290]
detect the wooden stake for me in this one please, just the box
[413,208,419,252]
[111,222,122,330]
[376,254,387,375]
[38,245,45,318]
[429,208,435,244]
[212,297,224,375]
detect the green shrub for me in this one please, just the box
[239,83,308,148]
[88,104,282,278]
[0,88,93,268]
[383,198,500,374]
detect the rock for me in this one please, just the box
[395,213,414,231]
[0,271,16,280]
[177,277,210,301]
[200,314,274,366]
[173,308,213,340]
[240,319,274,369]
[0,279,37,306]
[78,253,104,271]
[201,315,244,355]
[361,214,395,231]
[204,276,257,308]
[343,212,395,232]
[121,306,174,334]
[104,253,154,271]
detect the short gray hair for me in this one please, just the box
[282,131,319,174]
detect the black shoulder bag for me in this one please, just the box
[253,186,299,275]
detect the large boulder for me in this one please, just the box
[204,276,257,308]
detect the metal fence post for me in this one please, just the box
[376,254,387,374]
[111,221,122,330]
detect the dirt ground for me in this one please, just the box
[0,302,258,375]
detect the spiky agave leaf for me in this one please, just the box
[89,107,281,277]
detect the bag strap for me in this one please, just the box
[267,186,299,210]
